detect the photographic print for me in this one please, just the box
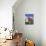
[25,14,34,25]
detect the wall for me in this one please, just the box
[0,0,16,30]
[13,0,41,46]
[41,0,46,46]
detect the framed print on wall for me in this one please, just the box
[25,14,34,25]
